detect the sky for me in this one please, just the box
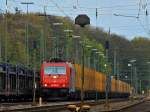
[0,0,150,40]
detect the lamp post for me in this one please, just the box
[38,7,49,62]
[92,48,98,101]
[21,2,34,14]
[0,12,3,62]
[139,80,142,95]
[128,63,132,85]
[0,11,4,62]
[32,40,37,105]
[64,29,73,61]
[0,34,1,62]
[53,22,63,59]
[147,62,150,91]
[92,48,98,69]
[128,63,133,99]
[95,51,102,101]
[72,35,80,63]
[21,2,34,66]
[4,0,8,63]
[104,40,110,109]
[75,14,90,109]
[98,53,104,72]
[128,59,136,100]
[4,0,9,96]
[85,45,92,67]
[48,37,56,59]
[95,51,103,71]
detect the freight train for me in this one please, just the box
[0,60,131,101]
[0,62,40,101]
[40,60,131,100]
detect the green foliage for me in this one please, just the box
[1,13,150,91]
[0,13,105,70]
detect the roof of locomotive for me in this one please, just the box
[42,58,73,68]
[42,62,67,66]
[41,58,73,67]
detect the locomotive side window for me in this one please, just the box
[44,66,66,75]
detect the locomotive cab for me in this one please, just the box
[40,61,74,98]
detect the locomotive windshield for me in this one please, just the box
[44,66,66,75]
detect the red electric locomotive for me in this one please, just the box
[40,61,75,99]
[40,60,131,100]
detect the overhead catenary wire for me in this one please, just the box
[144,0,150,34]
[145,10,150,34]
[2,0,150,39]
[137,0,142,18]
[48,0,70,17]
[137,0,150,36]
[9,0,150,11]
[112,0,150,37]
[74,0,85,14]
[5,0,150,22]
[3,0,149,14]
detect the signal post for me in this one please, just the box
[74,14,91,111]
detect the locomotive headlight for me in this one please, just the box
[62,84,66,87]
[53,76,57,79]
[44,84,47,87]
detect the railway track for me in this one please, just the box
[0,99,130,112]
[117,100,150,112]
[1,104,67,112]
